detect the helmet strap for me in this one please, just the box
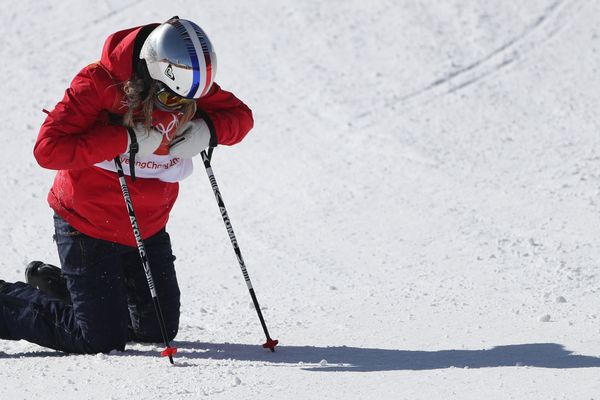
[135,59,153,100]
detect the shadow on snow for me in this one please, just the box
[5,342,600,371]
[155,341,600,371]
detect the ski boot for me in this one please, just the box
[25,261,70,302]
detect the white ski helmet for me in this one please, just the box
[140,18,217,99]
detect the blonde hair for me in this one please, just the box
[122,76,197,136]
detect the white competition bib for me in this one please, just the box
[95,153,193,183]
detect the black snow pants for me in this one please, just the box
[0,214,180,353]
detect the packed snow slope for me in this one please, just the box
[1,0,600,398]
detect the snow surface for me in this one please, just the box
[1,0,600,398]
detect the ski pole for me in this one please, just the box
[114,157,178,364]
[201,149,278,351]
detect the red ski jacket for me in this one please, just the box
[34,24,253,246]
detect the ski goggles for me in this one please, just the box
[154,84,195,110]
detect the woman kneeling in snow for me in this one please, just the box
[0,17,252,354]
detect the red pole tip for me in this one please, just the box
[262,339,279,351]
[161,347,178,357]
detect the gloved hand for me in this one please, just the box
[127,124,164,157]
[169,119,211,159]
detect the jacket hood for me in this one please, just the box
[99,24,160,82]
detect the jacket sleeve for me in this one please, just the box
[195,83,254,146]
[34,64,129,170]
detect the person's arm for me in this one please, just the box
[195,83,254,147]
[34,64,129,170]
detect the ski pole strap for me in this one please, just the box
[126,127,138,182]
